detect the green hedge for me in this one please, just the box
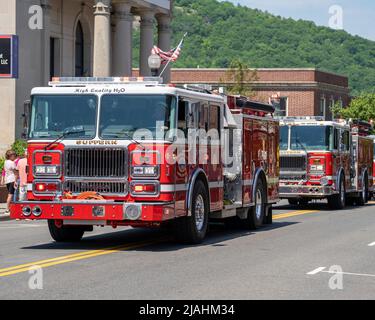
[0,140,27,173]
[0,157,4,174]
[11,140,27,157]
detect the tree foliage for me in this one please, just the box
[332,93,375,124]
[134,0,375,94]
[220,60,258,96]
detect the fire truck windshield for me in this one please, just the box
[99,95,176,140]
[29,95,97,139]
[280,126,289,150]
[290,125,333,151]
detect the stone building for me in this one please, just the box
[0,0,172,154]
[169,68,351,120]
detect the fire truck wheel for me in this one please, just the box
[248,179,266,230]
[48,220,85,242]
[328,175,346,210]
[288,199,299,206]
[264,205,273,225]
[356,175,368,206]
[174,180,209,244]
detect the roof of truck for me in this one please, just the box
[279,117,350,129]
[31,77,224,104]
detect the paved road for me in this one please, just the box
[1,200,375,300]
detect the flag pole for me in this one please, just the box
[159,33,187,79]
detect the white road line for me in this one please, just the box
[308,267,375,278]
[368,242,375,247]
[307,267,326,275]
[321,271,375,278]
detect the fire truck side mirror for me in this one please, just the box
[22,100,31,139]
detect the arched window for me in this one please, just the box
[75,21,84,76]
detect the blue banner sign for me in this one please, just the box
[0,35,18,78]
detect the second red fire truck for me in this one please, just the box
[279,117,373,209]
[10,77,280,244]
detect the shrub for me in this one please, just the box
[11,140,27,157]
[0,157,4,173]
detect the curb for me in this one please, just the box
[0,214,11,222]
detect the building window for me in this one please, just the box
[327,97,335,120]
[319,96,326,117]
[338,97,343,108]
[75,21,84,77]
[50,37,60,80]
[271,97,288,117]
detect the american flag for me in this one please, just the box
[151,33,186,65]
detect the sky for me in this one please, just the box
[226,0,375,41]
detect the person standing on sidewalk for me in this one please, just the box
[15,149,28,201]
[3,150,17,213]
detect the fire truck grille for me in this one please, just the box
[64,181,127,195]
[280,155,307,180]
[64,148,127,178]
[280,156,307,171]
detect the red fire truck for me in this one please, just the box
[371,135,375,199]
[10,77,279,244]
[279,117,374,209]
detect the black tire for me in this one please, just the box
[288,199,299,206]
[248,179,266,230]
[174,180,209,244]
[328,175,346,210]
[356,175,368,206]
[298,198,309,206]
[346,197,355,206]
[48,220,85,242]
[264,205,273,225]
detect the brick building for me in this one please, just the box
[169,68,350,120]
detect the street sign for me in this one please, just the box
[0,35,18,79]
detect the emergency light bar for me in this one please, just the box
[276,116,325,121]
[49,77,163,86]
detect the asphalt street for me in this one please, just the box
[1,200,375,300]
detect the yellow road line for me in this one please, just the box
[0,239,167,278]
[273,210,319,220]
[0,244,127,273]
[0,209,321,278]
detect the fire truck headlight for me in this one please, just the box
[131,166,159,178]
[320,177,329,186]
[309,164,325,172]
[35,166,47,174]
[124,205,142,221]
[34,165,60,176]
[46,166,58,174]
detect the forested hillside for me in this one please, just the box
[138,0,375,94]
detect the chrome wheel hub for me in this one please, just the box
[255,189,263,220]
[362,179,366,202]
[195,194,205,231]
[340,181,345,203]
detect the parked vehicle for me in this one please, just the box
[370,135,375,199]
[10,77,280,243]
[279,117,373,209]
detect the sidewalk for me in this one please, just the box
[0,203,10,221]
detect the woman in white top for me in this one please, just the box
[4,150,17,213]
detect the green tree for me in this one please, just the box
[169,0,375,94]
[332,93,375,125]
[220,60,258,97]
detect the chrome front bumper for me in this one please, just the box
[279,185,337,199]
